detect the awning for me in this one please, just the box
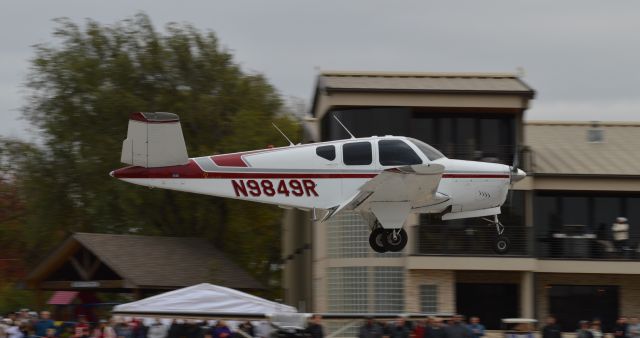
[48,291,79,305]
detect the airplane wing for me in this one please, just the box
[321,163,447,225]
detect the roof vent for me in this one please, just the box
[587,121,604,143]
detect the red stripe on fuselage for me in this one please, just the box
[112,160,509,180]
[113,165,509,179]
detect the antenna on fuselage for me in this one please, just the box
[332,115,356,139]
[272,123,295,146]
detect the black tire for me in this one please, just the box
[382,229,408,252]
[369,228,387,253]
[493,236,510,254]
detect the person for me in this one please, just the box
[130,319,147,338]
[60,325,75,338]
[358,317,382,338]
[576,321,594,338]
[93,320,116,338]
[237,322,254,338]
[423,318,446,338]
[614,317,628,338]
[5,320,24,338]
[305,315,324,338]
[612,217,630,255]
[254,322,271,338]
[45,328,58,338]
[629,317,640,338]
[445,315,471,338]
[412,319,426,338]
[390,317,410,338]
[590,320,603,338]
[35,312,55,338]
[207,321,230,338]
[114,319,133,338]
[467,317,484,338]
[1,318,9,338]
[542,315,561,338]
[74,316,90,338]
[146,319,167,338]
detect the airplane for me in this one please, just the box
[111,112,526,254]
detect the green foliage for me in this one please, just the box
[0,283,36,315]
[14,13,299,293]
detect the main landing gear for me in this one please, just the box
[484,215,510,254]
[369,227,408,253]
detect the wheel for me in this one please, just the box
[382,229,408,252]
[493,236,510,254]
[369,228,387,253]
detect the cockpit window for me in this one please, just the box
[407,138,446,160]
[343,142,372,165]
[316,145,336,161]
[379,139,423,166]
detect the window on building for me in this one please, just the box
[323,109,516,163]
[343,142,372,165]
[316,145,336,161]
[374,267,405,313]
[587,129,604,143]
[327,267,368,313]
[457,283,518,329]
[561,196,589,226]
[327,266,404,313]
[378,139,423,166]
[548,285,618,332]
[419,284,438,313]
[327,212,370,258]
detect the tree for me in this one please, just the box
[18,13,299,291]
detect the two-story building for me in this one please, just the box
[281,71,640,332]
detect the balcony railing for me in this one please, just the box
[414,225,640,260]
[414,225,533,256]
[537,233,640,260]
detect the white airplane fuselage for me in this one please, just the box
[112,136,518,222]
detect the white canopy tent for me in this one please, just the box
[112,283,297,319]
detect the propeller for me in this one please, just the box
[506,129,526,207]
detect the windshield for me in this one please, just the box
[407,138,446,160]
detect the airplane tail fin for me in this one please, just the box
[120,112,189,168]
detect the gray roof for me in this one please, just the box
[30,233,263,290]
[525,121,640,176]
[318,71,535,96]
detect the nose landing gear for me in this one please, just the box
[369,228,408,253]
[484,215,510,254]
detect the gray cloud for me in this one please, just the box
[2,0,640,138]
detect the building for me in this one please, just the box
[27,233,263,319]
[282,71,640,331]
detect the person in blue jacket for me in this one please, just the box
[467,317,485,338]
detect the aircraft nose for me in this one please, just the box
[510,167,527,183]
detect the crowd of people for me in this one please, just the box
[542,315,640,338]
[0,311,260,338]
[2,310,640,338]
[357,315,484,338]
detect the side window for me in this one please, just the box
[379,139,423,166]
[316,145,336,161]
[343,142,372,165]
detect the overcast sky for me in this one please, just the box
[2,0,640,140]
